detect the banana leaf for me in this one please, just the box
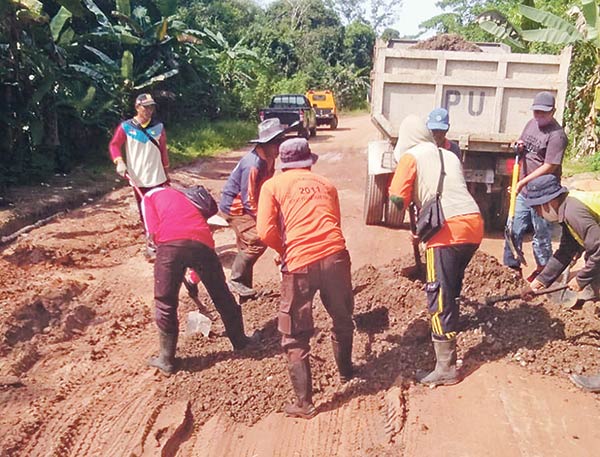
[14,0,44,15]
[83,45,118,69]
[154,0,177,17]
[56,0,86,17]
[30,76,55,105]
[116,0,130,17]
[69,63,105,82]
[121,50,133,79]
[521,28,581,44]
[134,69,178,89]
[581,0,599,42]
[519,5,582,40]
[479,20,526,50]
[83,0,112,30]
[58,27,75,46]
[50,7,72,42]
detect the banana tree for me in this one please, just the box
[477,0,600,157]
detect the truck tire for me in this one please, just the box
[385,200,405,228]
[364,173,387,225]
[330,116,338,129]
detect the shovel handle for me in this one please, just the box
[408,203,423,270]
[507,154,520,219]
[124,172,144,200]
[485,285,569,306]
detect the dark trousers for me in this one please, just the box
[226,213,267,287]
[278,249,355,363]
[425,243,479,341]
[154,240,246,347]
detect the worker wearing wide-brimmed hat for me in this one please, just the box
[257,137,355,419]
[521,174,600,392]
[219,119,296,298]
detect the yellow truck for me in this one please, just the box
[306,90,338,129]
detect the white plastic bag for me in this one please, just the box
[186,310,212,337]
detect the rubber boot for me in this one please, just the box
[284,359,317,419]
[416,338,459,386]
[570,373,600,392]
[229,253,257,298]
[332,335,354,383]
[148,330,177,375]
[222,310,251,350]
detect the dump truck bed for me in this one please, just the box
[370,39,571,151]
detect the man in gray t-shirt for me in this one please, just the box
[503,91,568,281]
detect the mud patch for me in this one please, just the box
[412,34,482,52]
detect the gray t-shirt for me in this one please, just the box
[519,118,567,180]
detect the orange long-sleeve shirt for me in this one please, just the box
[257,168,346,272]
[389,153,483,248]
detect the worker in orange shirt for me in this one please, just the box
[257,138,354,419]
[389,114,484,386]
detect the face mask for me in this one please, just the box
[538,203,559,222]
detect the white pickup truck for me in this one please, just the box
[364,39,571,229]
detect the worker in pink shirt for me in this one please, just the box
[142,186,257,375]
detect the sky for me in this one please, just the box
[393,0,442,37]
[255,0,443,37]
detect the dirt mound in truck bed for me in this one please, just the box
[412,33,482,52]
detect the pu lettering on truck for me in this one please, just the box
[444,90,485,116]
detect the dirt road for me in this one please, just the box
[1,114,599,456]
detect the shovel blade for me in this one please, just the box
[504,223,527,267]
[548,288,579,308]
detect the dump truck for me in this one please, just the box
[364,39,571,229]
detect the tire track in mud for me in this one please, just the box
[181,394,389,457]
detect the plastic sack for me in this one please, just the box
[186,310,212,337]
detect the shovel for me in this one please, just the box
[504,149,527,266]
[485,284,578,307]
[400,202,424,281]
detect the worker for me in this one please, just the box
[109,93,170,260]
[219,118,293,298]
[503,91,568,282]
[520,175,600,392]
[389,114,484,386]
[142,186,257,375]
[257,138,355,419]
[426,107,462,159]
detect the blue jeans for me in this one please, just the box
[503,192,553,269]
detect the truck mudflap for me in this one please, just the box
[364,141,405,227]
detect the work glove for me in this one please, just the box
[114,157,127,177]
[389,195,404,211]
[521,279,544,301]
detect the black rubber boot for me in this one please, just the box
[148,330,178,375]
[570,373,600,392]
[416,338,459,386]
[229,253,258,298]
[284,359,317,419]
[221,309,253,350]
[332,335,354,383]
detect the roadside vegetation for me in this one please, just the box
[2,0,599,189]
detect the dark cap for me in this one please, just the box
[135,93,156,106]
[531,91,555,112]
[278,138,318,169]
[524,175,568,207]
